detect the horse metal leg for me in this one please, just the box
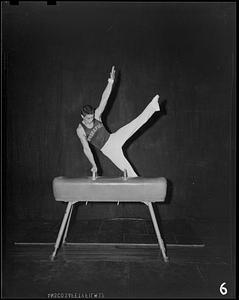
[50,202,74,261]
[148,202,169,262]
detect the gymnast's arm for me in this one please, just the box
[95,66,115,120]
[76,126,97,172]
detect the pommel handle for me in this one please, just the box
[123,169,128,180]
[92,170,97,181]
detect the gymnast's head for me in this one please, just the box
[81,105,95,125]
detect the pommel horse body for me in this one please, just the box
[51,175,169,262]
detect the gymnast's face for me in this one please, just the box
[81,113,95,125]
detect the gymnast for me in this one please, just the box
[76,66,161,177]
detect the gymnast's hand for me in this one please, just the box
[109,66,115,81]
[91,165,98,173]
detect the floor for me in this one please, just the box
[3,218,236,298]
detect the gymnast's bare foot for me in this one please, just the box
[151,94,160,111]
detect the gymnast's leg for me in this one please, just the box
[100,94,160,177]
[101,142,138,177]
[113,94,160,146]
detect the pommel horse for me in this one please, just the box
[51,171,169,262]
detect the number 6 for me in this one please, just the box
[220,282,227,295]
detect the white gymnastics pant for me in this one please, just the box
[101,99,158,177]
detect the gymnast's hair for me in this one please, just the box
[81,105,95,116]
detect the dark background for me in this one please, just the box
[3,2,236,222]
